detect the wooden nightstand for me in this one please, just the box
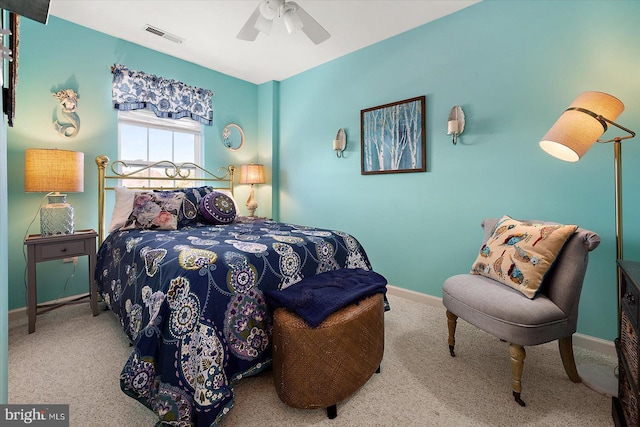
[23,229,99,333]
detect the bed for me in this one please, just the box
[94,156,379,426]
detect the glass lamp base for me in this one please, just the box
[40,194,74,236]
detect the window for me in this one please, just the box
[118,109,203,187]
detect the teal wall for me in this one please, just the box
[277,0,640,342]
[6,16,261,311]
[258,81,280,219]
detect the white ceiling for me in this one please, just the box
[48,0,479,85]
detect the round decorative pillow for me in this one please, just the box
[199,191,237,224]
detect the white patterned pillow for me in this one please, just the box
[122,192,185,230]
[108,187,136,232]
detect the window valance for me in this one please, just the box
[111,64,213,126]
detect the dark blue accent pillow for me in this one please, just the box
[199,191,237,225]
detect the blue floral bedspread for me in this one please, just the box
[95,218,373,426]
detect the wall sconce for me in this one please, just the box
[24,148,85,236]
[447,106,465,145]
[333,128,346,158]
[239,163,266,217]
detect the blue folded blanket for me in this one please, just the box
[265,268,387,327]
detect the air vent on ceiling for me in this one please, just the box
[144,24,184,44]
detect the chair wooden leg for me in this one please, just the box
[509,343,526,407]
[558,336,581,383]
[446,310,458,357]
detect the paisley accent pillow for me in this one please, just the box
[199,191,237,225]
[156,186,218,228]
[122,191,185,230]
[470,215,577,299]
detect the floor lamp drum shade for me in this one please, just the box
[25,148,84,236]
[539,91,625,162]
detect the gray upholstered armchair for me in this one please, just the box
[442,218,600,406]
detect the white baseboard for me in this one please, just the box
[573,332,616,359]
[8,307,23,323]
[387,284,444,307]
[8,293,91,323]
[386,284,616,359]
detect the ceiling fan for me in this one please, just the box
[237,0,330,45]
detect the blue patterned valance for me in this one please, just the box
[111,64,213,126]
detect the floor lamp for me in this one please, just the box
[539,91,636,397]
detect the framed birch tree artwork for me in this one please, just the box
[361,96,426,175]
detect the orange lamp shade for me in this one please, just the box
[25,148,84,193]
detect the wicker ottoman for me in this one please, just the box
[272,292,385,419]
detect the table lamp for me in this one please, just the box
[239,163,265,217]
[24,148,84,236]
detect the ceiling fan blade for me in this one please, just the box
[289,1,330,45]
[237,4,262,41]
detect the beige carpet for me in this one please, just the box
[8,293,616,426]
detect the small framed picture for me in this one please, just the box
[361,96,426,175]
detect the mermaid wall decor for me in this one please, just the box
[52,88,80,138]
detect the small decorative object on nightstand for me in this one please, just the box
[23,229,99,333]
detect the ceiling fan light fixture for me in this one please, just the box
[238,0,330,44]
[259,0,280,20]
[254,13,273,35]
[283,8,303,34]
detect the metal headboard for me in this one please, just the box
[95,155,236,243]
